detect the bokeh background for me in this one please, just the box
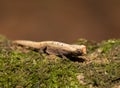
[0,0,120,43]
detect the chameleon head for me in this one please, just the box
[71,45,87,55]
[79,45,86,55]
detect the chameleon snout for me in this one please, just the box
[79,45,86,55]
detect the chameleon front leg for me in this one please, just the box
[44,46,68,58]
[38,46,49,55]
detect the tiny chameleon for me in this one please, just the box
[13,40,86,58]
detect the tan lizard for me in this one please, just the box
[12,40,86,58]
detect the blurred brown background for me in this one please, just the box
[0,0,120,43]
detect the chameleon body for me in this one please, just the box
[13,40,86,57]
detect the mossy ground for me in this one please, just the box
[0,36,120,88]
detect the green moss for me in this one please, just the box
[0,41,84,87]
[0,36,120,88]
[99,39,120,54]
[80,62,120,88]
